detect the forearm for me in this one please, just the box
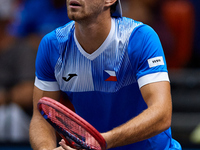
[30,86,61,150]
[103,103,171,149]
[29,112,57,150]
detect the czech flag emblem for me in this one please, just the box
[104,70,117,81]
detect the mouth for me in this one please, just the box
[69,1,81,7]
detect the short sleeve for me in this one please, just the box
[34,31,60,91]
[128,25,169,88]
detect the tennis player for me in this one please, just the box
[29,0,182,149]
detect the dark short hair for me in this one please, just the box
[110,1,118,14]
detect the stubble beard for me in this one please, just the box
[67,8,86,22]
[67,2,104,23]
[68,11,100,25]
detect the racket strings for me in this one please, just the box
[41,104,101,150]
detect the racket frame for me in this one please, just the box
[37,97,106,150]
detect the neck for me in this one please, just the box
[75,14,112,54]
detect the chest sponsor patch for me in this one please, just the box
[148,56,164,68]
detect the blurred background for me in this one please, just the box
[0,0,199,149]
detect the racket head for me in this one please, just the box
[37,97,106,150]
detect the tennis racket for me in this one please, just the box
[37,97,106,150]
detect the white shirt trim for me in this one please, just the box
[34,76,60,91]
[138,72,170,88]
[74,18,115,60]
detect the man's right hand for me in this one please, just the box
[58,139,77,150]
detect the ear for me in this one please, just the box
[105,0,117,7]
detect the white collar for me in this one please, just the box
[74,18,115,60]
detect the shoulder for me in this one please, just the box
[114,17,144,35]
[41,21,75,44]
[39,21,75,54]
[130,23,160,43]
[114,17,158,40]
[55,21,75,40]
[125,20,161,52]
[113,17,157,44]
[115,17,143,27]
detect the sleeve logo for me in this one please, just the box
[148,56,164,68]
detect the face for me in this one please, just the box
[66,0,105,21]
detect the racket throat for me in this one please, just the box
[48,119,92,149]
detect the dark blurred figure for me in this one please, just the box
[0,0,71,143]
[161,0,195,69]
[121,0,195,69]
[0,0,34,142]
[187,0,200,68]
[9,0,71,50]
[189,0,200,144]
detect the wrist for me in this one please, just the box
[101,131,114,149]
